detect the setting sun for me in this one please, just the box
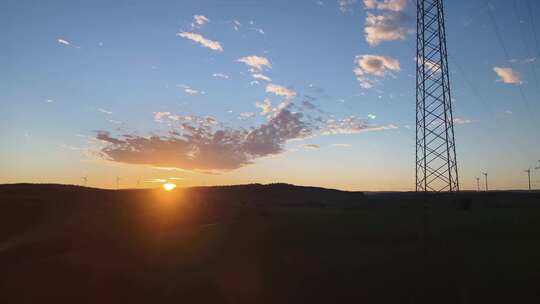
[163,183,177,191]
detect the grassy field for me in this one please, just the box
[1,184,539,303]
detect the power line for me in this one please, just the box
[484,0,538,130]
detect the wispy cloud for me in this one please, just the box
[232,20,242,31]
[212,73,229,79]
[57,38,79,48]
[176,84,203,95]
[176,32,223,52]
[192,15,210,28]
[493,67,522,84]
[256,98,273,115]
[453,117,475,125]
[237,55,272,71]
[98,108,113,115]
[354,54,400,88]
[303,144,321,149]
[338,0,357,13]
[363,0,407,12]
[266,84,297,99]
[252,73,272,82]
[331,143,352,148]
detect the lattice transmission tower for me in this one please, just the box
[416,0,459,192]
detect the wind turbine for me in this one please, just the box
[525,169,531,191]
[476,177,480,192]
[81,176,88,187]
[116,176,121,189]
[482,172,488,191]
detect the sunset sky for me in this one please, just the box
[1,0,539,191]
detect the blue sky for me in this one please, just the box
[1,0,539,190]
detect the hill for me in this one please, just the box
[1,183,540,303]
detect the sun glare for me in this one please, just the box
[163,182,177,191]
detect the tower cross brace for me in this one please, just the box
[416,0,459,192]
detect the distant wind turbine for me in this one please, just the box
[482,172,488,191]
[525,169,531,191]
[81,176,88,187]
[116,176,121,189]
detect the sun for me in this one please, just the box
[163,182,177,191]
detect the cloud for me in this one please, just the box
[154,112,172,123]
[493,67,522,84]
[251,28,265,35]
[192,15,210,28]
[365,12,411,46]
[331,143,352,148]
[338,0,357,13]
[322,117,398,135]
[256,98,273,115]
[45,99,54,103]
[176,32,223,52]
[232,20,242,31]
[98,108,113,115]
[363,0,407,12]
[212,73,230,79]
[266,84,297,99]
[252,73,272,82]
[303,144,320,149]
[96,108,309,172]
[176,84,202,95]
[354,54,400,88]
[417,56,441,74]
[57,38,79,48]
[96,101,396,173]
[453,117,474,125]
[239,112,256,119]
[237,56,272,71]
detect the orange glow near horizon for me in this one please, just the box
[163,182,177,191]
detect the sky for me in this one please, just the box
[1,0,539,191]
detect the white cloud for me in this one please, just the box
[212,73,230,79]
[176,84,202,95]
[363,0,407,12]
[365,12,410,46]
[232,20,242,31]
[303,144,320,149]
[266,84,297,99]
[252,73,272,82]
[453,117,474,125]
[417,56,441,73]
[493,67,521,84]
[57,38,79,48]
[331,143,352,148]
[256,98,273,115]
[192,15,210,28]
[154,112,171,123]
[237,55,272,71]
[98,108,113,115]
[239,112,256,119]
[338,0,357,13]
[176,32,223,52]
[323,117,398,135]
[354,54,400,88]
[45,99,54,103]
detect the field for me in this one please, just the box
[1,184,539,303]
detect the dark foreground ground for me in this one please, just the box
[1,183,539,303]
